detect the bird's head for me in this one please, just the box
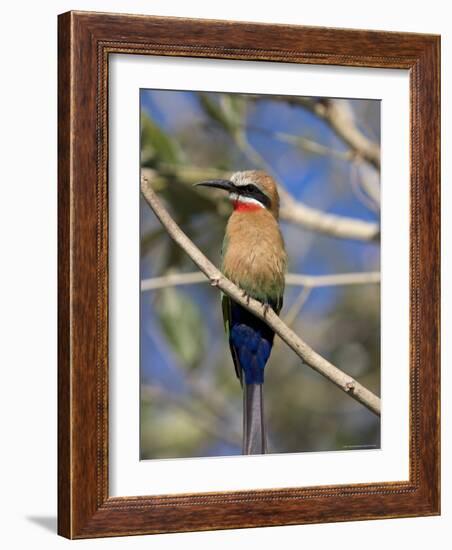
[194,170,280,218]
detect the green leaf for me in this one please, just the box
[141,113,181,165]
[156,286,205,368]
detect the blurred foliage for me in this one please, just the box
[139,89,381,459]
[156,286,206,369]
[141,112,182,166]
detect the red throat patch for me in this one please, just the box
[232,200,263,213]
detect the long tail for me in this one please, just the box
[243,383,266,454]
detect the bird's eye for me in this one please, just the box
[244,184,256,193]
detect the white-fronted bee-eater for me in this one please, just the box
[195,170,287,455]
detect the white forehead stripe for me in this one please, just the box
[231,172,254,187]
[229,192,265,208]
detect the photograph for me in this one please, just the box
[139,89,381,459]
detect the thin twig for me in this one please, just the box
[261,96,381,170]
[141,270,380,291]
[283,286,312,327]
[142,272,206,290]
[285,271,380,287]
[350,160,380,213]
[273,131,354,161]
[227,122,353,161]
[352,160,381,210]
[141,176,381,416]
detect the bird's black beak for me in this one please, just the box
[194,179,235,192]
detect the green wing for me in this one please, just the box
[273,293,284,316]
[221,293,242,383]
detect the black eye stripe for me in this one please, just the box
[239,184,271,208]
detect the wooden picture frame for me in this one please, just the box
[58,10,440,538]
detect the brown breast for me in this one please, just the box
[222,209,287,299]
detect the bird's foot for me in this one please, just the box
[263,303,270,317]
[242,289,251,305]
[210,276,220,287]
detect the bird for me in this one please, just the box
[195,170,287,455]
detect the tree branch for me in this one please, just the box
[141,270,380,291]
[283,286,312,327]
[279,201,380,241]
[286,271,380,287]
[264,96,381,170]
[228,123,354,162]
[141,176,381,416]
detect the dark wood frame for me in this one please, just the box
[58,10,440,539]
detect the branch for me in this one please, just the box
[351,160,381,210]
[141,270,380,291]
[279,201,380,241]
[271,130,354,161]
[141,176,381,416]
[283,286,312,327]
[142,272,207,290]
[223,122,354,162]
[286,271,380,287]
[265,97,381,170]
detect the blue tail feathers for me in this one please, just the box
[229,301,275,384]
